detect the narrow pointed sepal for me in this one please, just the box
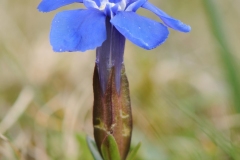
[93,64,132,160]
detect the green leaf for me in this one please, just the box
[126,142,141,160]
[75,134,95,160]
[86,136,103,160]
[101,134,121,160]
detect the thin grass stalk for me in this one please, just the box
[203,0,240,113]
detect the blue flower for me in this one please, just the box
[38,3,190,157]
[38,0,191,52]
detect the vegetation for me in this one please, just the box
[0,0,240,159]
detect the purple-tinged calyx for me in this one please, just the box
[93,63,132,160]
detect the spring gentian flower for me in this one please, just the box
[38,0,190,93]
[38,0,190,159]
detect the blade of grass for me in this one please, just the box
[0,135,21,160]
[126,142,141,160]
[0,87,34,134]
[202,0,240,113]
[86,136,103,160]
[74,134,93,160]
[164,90,240,159]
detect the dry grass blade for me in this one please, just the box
[0,87,34,134]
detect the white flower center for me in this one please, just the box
[84,0,127,16]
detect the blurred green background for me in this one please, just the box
[1,0,240,159]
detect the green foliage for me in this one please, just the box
[86,136,141,160]
[86,136,103,160]
[126,142,141,160]
[101,134,121,160]
[76,134,94,160]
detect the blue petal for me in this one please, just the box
[142,2,191,33]
[111,11,169,50]
[125,0,147,12]
[38,0,83,12]
[93,0,101,7]
[109,0,122,3]
[50,9,106,52]
[83,0,99,9]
